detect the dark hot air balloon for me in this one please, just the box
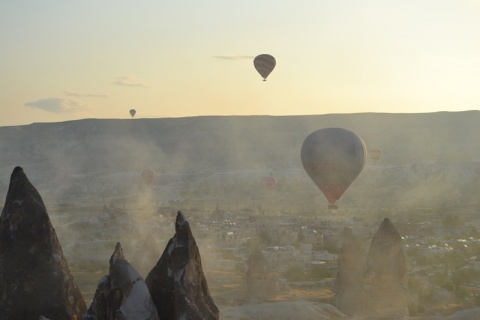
[129,109,136,118]
[254,54,276,81]
[301,128,366,210]
[141,169,155,185]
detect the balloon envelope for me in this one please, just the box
[301,128,366,208]
[129,109,136,118]
[368,149,382,163]
[141,169,155,185]
[254,54,276,81]
[263,176,277,191]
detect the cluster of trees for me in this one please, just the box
[282,264,334,282]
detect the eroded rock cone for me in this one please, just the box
[361,218,409,318]
[336,228,365,315]
[0,166,86,320]
[83,242,159,320]
[145,211,219,320]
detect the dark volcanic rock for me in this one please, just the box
[83,242,159,320]
[145,211,219,320]
[361,218,409,318]
[0,166,86,320]
[336,228,365,315]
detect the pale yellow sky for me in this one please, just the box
[1,0,480,126]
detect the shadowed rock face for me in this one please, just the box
[336,219,409,318]
[145,211,219,320]
[83,242,159,320]
[365,218,407,279]
[0,166,86,320]
[361,218,409,318]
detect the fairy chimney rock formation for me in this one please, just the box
[145,211,219,320]
[336,219,409,318]
[83,242,159,320]
[361,218,409,318]
[0,166,86,320]
[336,228,365,315]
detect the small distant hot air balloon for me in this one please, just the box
[129,109,136,118]
[263,175,277,191]
[254,54,276,81]
[141,169,155,185]
[301,128,366,210]
[368,149,382,163]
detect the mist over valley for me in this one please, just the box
[2,112,480,319]
[1,112,479,211]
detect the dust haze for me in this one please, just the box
[1,112,480,318]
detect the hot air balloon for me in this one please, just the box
[263,175,277,191]
[301,128,366,210]
[141,169,155,185]
[253,54,276,81]
[129,109,136,118]
[368,149,382,163]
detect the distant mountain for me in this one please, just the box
[1,112,480,210]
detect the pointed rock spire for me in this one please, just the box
[0,166,86,319]
[361,218,409,318]
[335,219,409,318]
[83,242,159,320]
[145,211,219,320]
[365,218,407,279]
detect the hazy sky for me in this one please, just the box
[1,0,480,126]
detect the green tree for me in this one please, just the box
[309,264,334,280]
[283,264,307,282]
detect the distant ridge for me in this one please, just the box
[1,111,480,209]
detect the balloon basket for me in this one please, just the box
[328,204,338,210]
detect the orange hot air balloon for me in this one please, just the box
[263,175,277,191]
[368,149,382,163]
[301,128,366,210]
[253,54,276,81]
[141,169,155,185]
[129,109,136,118]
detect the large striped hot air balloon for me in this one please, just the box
[253,54,276,81]
[301,128,366,210]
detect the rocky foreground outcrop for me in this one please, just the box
[145,211,219,320]
[336,218,409,318]
[0,166,86,320]
[83,242,159,320]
